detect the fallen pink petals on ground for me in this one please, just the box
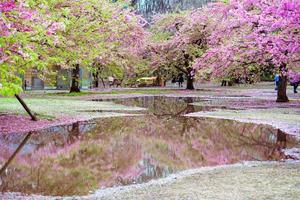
[0,114,80,135]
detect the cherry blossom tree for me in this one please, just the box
[0,0,146,95]
[193,0,300,102]
[144,7,222,89]
[144,12,202,89]
[45,0,146,92]
[0,0,52,96]
[91,7,147,88]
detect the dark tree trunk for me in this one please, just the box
[276,75,289,102]
[186,68,194,90]
[186,77,194,90]
[70,64,80,93]
[15,94,37,121]
[100,77,105,88]
[156,75,161,87]
[93,71,99,88]
[0,95,39,175]
[0,132,33,176]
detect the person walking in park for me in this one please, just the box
[289,72,300,93]
[221,80,227,86]
[274,73,280,90]
[24,80,27,91]
[178,74,184,88]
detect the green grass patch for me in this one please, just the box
[46,91,96,97]
[44,89,176,96]
[0,98,145,119]
[187,107,300,135]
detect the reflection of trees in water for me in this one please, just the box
[0,97,299,196]
[0,121,97,158]
[115,96,199,117]
[88,116,296,165]
[1,116,298,195]
[67,122,80,143]
[0,121,96,194]
[220,124,289,161]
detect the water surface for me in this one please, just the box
[0,96,299,196]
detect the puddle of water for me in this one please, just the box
[0,96,299,196]
[110,96,213,114]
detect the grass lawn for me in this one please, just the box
[43,88,176,96]
[0,98,145,119]
[96,162,300,200]
[187,107,300,135]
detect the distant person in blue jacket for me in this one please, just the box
[274,74,280,90]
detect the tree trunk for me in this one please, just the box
[93,72,99,88]
[100,77,105,88]
[156,75,161,87]
[95,79,99,88]
[1,95,39,175]
[0,132,33,176]
[186,77,194,90]
[276,75,289,102]
[15,94,37,121]
[186,68,194,90]
[70,64,80,93]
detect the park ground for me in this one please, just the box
[1,81,299,136]
[3,161,300,200]
[0,81,300,199]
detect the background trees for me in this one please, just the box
[193,0,300,101]
[143,12,207,89]
[145,0,299,96]
[1,0,299,97]
[44,0,146,92]
[0,0,146,95]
